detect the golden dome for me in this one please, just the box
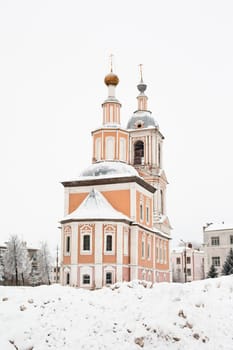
[104,72,119,86]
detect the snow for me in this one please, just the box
[1,276,233,349]
[61,188,131,222]
[204,222,233,232]
[78,161,139,179]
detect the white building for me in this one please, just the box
[171,244,204,283]
[203,223,233,277]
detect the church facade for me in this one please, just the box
[60,67,171,288]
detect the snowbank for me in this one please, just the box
[0,276,233,349]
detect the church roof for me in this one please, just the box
[127,110,159,130]
[61,189,131,223]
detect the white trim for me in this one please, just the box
[80,266,93,287]
[80,228,92,255]
[104,231,115,255]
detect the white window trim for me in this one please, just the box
[80,231,92,255]
[142,234,146,259]
[80,267,93,287]
[64,235,71,256]
[119,137,126,162]
[106,136,115,160]
[95,137,101,161]
[104,266,115,285]
[104,231,115,255]
[147,238,151,260]
[156,240,159,263]
[146,204,150,225]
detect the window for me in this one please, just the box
[186,256,191,264]
[158,143,161,167]
[95,138,101,161]
[119,138,126,162]
[164,243,167,264]
[106,272,112,284]
[156,241,159,262]
[146,205,149,224]
[134,140,144,165]
[83,274,90,285]
[66,236,71,254]
[83,235,90,251]
[104,226,115,254]
[187,268,191,276]
[160,241,163,263]
[230,235,233,244]
[160,190,164,214]
[140,203,143,221]
[106,235,112,251]
[212,256,220,266]
[147,241,151,260]
[66,273,70,285]
[106,137,115,160]
[211,236,220,246]
[176,257,181,264]
[142,239,145,258]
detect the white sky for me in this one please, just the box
[1,0,233,254]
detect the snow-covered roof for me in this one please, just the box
[78,161,139,179]
[204,222,233,232]
[61,189,131,222]
[127,110,159,130]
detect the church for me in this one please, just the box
[60,65,171,288]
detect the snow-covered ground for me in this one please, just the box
[0,276,233,350]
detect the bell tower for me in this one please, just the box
[91,59,129,164]
[127,66,171,234]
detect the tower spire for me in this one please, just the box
[139,63,143,82]
[102,57,121,126]
[137,64,148,111]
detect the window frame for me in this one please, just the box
[212,256,220,266]
[106,272,113,285]
[80,229,92,255]
[82,274,90,285]
[104,228,115,255]
[211,236,220,246]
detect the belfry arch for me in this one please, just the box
[134,140,144,165]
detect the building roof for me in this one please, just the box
[127,110,159,130]
[204,222,233,232]
[61,188,131,223]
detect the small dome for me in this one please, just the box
[79,161,138,178]
[127,111,159,130]
[137,82,147,93]
[104,72,119,86]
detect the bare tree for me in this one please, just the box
[37,241,52,285]
[3,235,32,285]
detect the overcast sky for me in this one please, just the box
[1,0,233,254]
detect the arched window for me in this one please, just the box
[158,143,161,167]
[119,137,126,162]
[160,190,164,214]
[134,141,144,165]
[106,137,115,160]
[95,138,101,161]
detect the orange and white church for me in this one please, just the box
[60,66,171,288]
